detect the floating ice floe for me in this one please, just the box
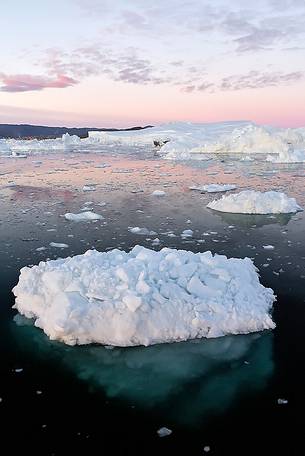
[207,190,302,214]
[157,427,172,437]
[82,185,96,192]
[64,212,104,221]
[152,190,166,196]
[190,184,237,193]
[277,398,288,405]
[128,227,157,235]
[13,246,275,347]
[49,242,69,248]
[181,229,193,238]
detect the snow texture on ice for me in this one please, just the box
[207,190,302,214]
[13,246,275,347]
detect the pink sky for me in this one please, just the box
[1,0,305,128]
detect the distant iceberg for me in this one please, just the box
[13,246,275,347]
[1,120,305,162]
[88,121,305,160]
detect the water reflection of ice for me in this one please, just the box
[211,210,292,228]
[13,315,273,425]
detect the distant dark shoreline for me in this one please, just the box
[0,123,153,139]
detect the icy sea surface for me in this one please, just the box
[0,150,304,455]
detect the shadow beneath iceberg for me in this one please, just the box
[210,210,292,228]
[12,315,274,426]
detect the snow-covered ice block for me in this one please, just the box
[190,184,237,193]
[207,190,302,214]
[13,246,275,347]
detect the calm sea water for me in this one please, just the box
[0,154,304,455]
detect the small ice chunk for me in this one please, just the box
[49,242,69,248]
[263,245,274,250]
[277,398,288,405]
[83,185,96,192]
[36,247,46,252]
[152,190,166,197]
[96,163,111,168]
[181,229,193,238]
[64,212,104,222]
[157,427,172,437]
[129,227,157,235]
[203,446,211,452]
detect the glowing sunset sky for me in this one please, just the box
[1,0,305,127]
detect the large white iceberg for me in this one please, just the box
[13,246,275,347]
[207,190,302,214]
[88,121,305,160]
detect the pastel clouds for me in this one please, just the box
[1,0,305,126]
[0,73,78,92]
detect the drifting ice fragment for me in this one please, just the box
[263,245,275,250]
[64,212,104,221]
[49,242,69,248]
[152,190,166,197]
[157,427,172,437]
[181,229,193,238]
[128,227,157,235]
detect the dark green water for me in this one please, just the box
[0,155,304,455]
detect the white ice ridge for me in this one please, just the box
[13,246,275,347]
[190,184,237,193]
[88,121,305,160]
[207,190,302,214]
[1,121,305,161]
